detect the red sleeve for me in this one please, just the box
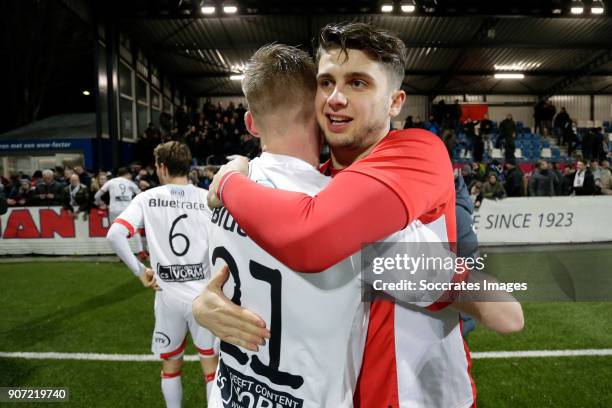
[341,129,455,227]
[220,129,454,272]
[220,171,407,272]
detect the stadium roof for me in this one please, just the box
[88,0,612,96]
[0,113,95,140]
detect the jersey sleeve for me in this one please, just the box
[94,180,110,202]
[114,193,145,237]
[341,129,455,227]
[130,181,140,195]
[218,130,454,273]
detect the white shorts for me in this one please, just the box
[151,291,217,360]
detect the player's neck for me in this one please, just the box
[162,177,189,185]
[261,135,319,168]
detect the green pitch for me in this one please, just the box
[1,248,611,407]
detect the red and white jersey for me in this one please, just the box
[208,153,367,408]
[115,183,212,303]
[348,130,475,408]
[100,177,140,214]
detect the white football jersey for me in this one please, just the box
[208,153,367,408]
[100,177,140,214]
[116,183,212,303]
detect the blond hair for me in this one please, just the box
[242,44,316,122]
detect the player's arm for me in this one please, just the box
[451,300,524,334]
[106,197,159,290]
[106,222,146,276]
[130,181,140,196]
[210,135,453,273]
[94,181,109,205]
[214,169,407,272]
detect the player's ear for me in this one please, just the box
[389,89,406,117]
[245,111,260,138]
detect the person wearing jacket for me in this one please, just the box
[482,173,506,199]
[34,169,64,206]
[63,174,90,219]
[572,160,595,195]
[504,159,524,197]
[529,160,556,197]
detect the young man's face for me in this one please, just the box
[315,48,403,153]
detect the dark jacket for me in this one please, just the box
[63,184,90,213]
[498,119,516,140]
[504,167,524,197]
[572,169,596,196]
[529,169,556,197]
[34,181,64,206]
[455,176,478,258]
[0,189,7,215]
[554,111,570,129]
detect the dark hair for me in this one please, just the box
[316,22,407,89]
[117,167,130,176]
[154,141,192,177]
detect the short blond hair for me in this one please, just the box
[242,44,316,120]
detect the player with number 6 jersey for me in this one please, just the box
[116,177,213,302]
[106,142,218,408]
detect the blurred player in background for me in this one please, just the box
[95,167,146,261]
[106,142,218,408]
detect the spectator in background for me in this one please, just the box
[424,115,440,135]
[561,166,575,195]
[452,99,462,129]
[602,160,611,174]
[34,169,63,206]
[543,100,556,135]
[441,129,457,160]
[239,133,261,159]
[590,159,603,186]
[463,117,477,159]
[403,115,414,129]
[7,179,35,206]
[551,162,564,195]
[529,160,556,197]
[74,165,91,188]
[482,173,506,200]
[480,113,494,154]
[460,164,474,187]
[470,181,483,209]
[498,114,516,149]
[31,170,43,187]
[564,120,577,156]
[0,184,6,215]
[572,160,595,195]
[582,129,595,162]
[600,164,612,195]
[63,173,90,220]
[553,107,570,146]
[470,161,487,183]
[199,166,218,190]
[412,116,424,129]
[504,131,516,162]
[594,127,607,162]
[90,171,109,209]
[58,167,74,187]
[175,105,190,135]
[534,99,545,135]
[504,159,524,197]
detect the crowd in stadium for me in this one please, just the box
[1,99,611,216]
